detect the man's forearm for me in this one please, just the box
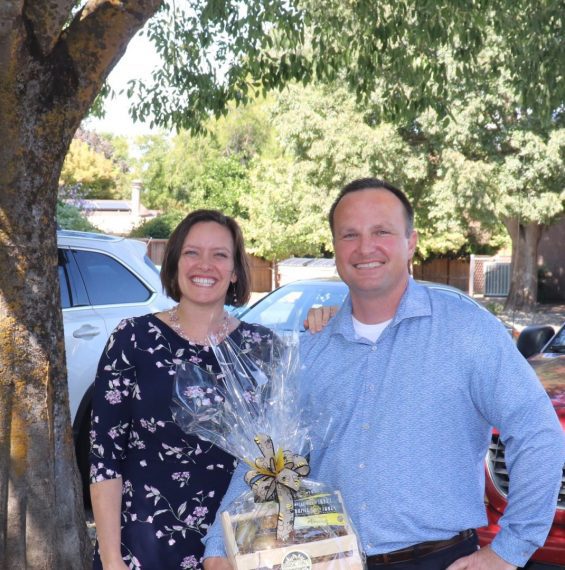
[203,556,232,569]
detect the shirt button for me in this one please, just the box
[366,543,373,550]
[362,423,369,430]
[361,502,368,511]
[368,383,375,392]
[359,462,366,469]
[371,345,377,352]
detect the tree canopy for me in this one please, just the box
[126,1,563,132]
[60,137,126,199]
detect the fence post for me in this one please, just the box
[469,255,475,297]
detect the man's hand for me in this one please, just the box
[304,305,338,333]
[446,546,517,570]
[203,557,233,570]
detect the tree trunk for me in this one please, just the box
[503,217,542,311]
[0,1,161,567]
[0,58,92,570]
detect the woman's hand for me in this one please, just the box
[304,305,338,333]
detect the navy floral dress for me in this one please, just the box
[89,314,273,570]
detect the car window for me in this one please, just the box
[545,325,565,353]
[248,290,306,329]
[72,249,152,306]
[58,262,72,309]
[243,284,348,331]
[58,248,90,309]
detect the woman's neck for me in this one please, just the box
[165,302,232,346]
[175,300,227,338]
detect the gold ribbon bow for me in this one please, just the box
[244,433,310,541]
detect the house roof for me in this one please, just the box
[66,199,157,217]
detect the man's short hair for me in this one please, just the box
[328,177,414,237]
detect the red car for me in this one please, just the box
[478,324,565,568]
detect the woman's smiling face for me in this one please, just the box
[176,221,236,307]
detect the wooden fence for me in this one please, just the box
[140,238,273,293]
[412,258,470,291]
[248,256,273,292]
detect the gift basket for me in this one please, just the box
[172,332,365,569]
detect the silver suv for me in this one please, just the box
[58,230,173,500]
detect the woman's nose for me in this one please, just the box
[197,255,211,269]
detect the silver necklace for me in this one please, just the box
[168,305,231,346]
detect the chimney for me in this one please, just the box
[131,180,142,218]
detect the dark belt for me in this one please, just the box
[366,529,475,566]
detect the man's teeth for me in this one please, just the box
[355,262,383,269]
[192,277,215,286]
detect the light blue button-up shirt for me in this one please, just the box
[203,279,565,566]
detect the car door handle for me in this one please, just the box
[72,324,102,339]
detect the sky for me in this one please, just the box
[85,32,163,138]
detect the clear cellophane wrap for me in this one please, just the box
[172,333,366,569]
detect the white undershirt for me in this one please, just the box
[352,316,392,343]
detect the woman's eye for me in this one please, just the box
[183,250,197,256]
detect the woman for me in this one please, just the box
[89,210,275,569]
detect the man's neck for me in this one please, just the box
[350,278,409,324]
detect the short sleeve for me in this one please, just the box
[89,318,137,483]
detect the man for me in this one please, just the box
[203,178,565,569]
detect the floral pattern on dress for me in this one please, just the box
[89,314,273,569]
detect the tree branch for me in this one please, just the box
[62,0,162,113]
[23,0,76,57]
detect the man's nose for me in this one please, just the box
[358,234,374,254]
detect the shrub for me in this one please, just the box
[57,201,98,232]
[129,211,186,239]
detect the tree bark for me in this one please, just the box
[0,1,161,567]
[503,217,542,311]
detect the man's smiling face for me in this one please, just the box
[332,188,417,307]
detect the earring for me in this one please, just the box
[232,287,238,305]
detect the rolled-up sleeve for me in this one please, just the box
[470,319,565,566]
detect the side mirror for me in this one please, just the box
[516,325,555,359]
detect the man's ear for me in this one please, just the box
[408,230,418,259]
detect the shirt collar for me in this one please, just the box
[329,278,432,341]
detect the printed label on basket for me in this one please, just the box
[281,550,312,570]
[293,492,347,529]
